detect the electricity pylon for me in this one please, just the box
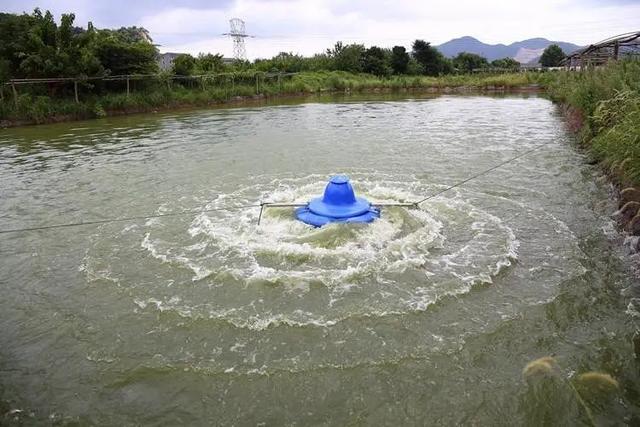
[223,18,253,60]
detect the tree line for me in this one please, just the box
[174,42,530,77]
[0,9,158,82]
[0,8,566,85]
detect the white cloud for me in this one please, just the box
[136,0,640,58]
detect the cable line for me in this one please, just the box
[0,203,261,235]
[0,143,546,234]
[412,144,546,206]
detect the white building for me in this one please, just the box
[157,53,184,71]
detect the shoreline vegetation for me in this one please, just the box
[0,9,638,239]
[0,71,544,127]
[0,8,553,128]
[545,60,640,240]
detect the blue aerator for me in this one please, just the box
[295,175,380,227]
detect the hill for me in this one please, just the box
[436,36,582,63]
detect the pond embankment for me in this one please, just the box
[547,60,640,253]
[0,71,541,128]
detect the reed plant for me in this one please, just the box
[545,60,640,186]
[0,71,541,126]
[521,357,620,426]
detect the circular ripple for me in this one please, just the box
[128,173,519,327]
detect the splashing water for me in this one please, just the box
[1,95,637,425]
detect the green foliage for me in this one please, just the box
[94,29,158,75]
[327,42,366,73]
[93,102,106,118]
[362,46,391,76]
[491,57,521,70]
[0,12,32,77]
[305,54,334,72]
[172,54,196,75]
[0,59,10,83]
[0,9,155,79]
[406,57,425,75]
[0,8,556,128]
[0,9,103,78]
[546,60,640,185]
[107,26,153,44]
[0,71,538,125]
[452,52,489,73]
[390,46,410,74]
[195,53,226,74]
[254,52,308,72]
[411,39,449,76]
[540,44,565,67]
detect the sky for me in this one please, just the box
[2,0,640,59]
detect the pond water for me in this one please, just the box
[1,94,639,425]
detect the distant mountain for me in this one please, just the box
[435,36,582,64]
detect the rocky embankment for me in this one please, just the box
[615,187,640,255]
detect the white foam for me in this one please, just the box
[131,173,525,328]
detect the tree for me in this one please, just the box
[327,42,365,73]
[16,9,61,77]
[491,57,520,70]
[540,44,565,67]
[390,46,410,74]
[110,26,153,44]
[172,54,196,75]
[411,39,448,76]
[0,59,10,84]
[0,9,102,79]
[0,12,33,78]
[195,53,225,74]
[254,52,307,73]
[452,52,488,73]
[94,27,158,75]
[406,57,424,75]
[305,53,333,72]
[362,46,390,76]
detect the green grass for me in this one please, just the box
[545,60,640,186]
[0,71,541,126]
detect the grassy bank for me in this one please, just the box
[0,71,541,127]
[545,60,640,187]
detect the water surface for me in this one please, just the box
[1,94,639,425]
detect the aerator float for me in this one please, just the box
[258,175,416,227]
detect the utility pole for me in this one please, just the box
[223,18,253,61]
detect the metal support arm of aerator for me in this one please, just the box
[257,201,419,225]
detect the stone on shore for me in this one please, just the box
[620,187,640,208]
[614,201,640,226]
[628,214,640,236]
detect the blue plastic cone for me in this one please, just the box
[295,175,379,227]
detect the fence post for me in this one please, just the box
[74,80,79,103]
[126,77,130,97]
[12,83,18,108]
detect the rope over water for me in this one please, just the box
[0,144,546,234]
[411,144,546,205]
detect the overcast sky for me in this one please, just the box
[3,0,639,59]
